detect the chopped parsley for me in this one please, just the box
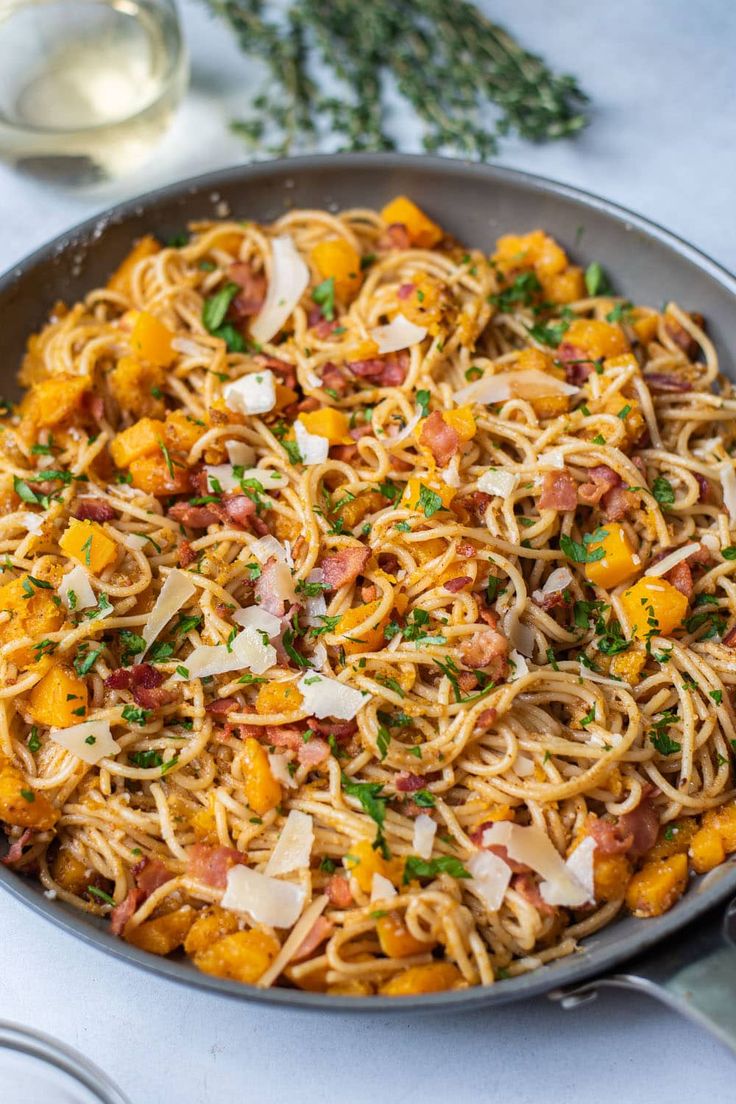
[652,476,675,506]
[403,855,470,884]
[417,484,443,518]
[312,277,336,321]
[560,529,608,564]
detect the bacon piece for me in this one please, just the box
[380,223,411,250]
[664,314,703,359]
[347,351,409,388]
[361,583,379,602]
[110,887,144,936]
[457,671,479,693]
[298,737,330,767]
[326,873,353,908]
[723,626,736,648]
[461,629,508,681]
[578,464,621,506]
[473,707,498,731]
[539,470,577,511]
[666,560,693,598]
[330,445,358,463]
[556,342,594,386]
[601,483,638,522]
[644,373,693,393]
[206,697,239,716]
[695,473,710,503]
[454,491,493,524]
[169,501,221,528]
[223,494,260,529]
[617,797,659,857]
[397,282,415,300]
[321,545,370,590]
[2,828,32,865]
[419,410,460,466]
[395,772,425,793]
[106,664,175,711]
[533,588,570,612]
[132,857,173,897]
[253,354,297,392]
[444,576,471,593]
[377,553,400,576]
[229,262,266,318]
[178,539,197,568]
[587,817,632,855]
[320,361,349,396]
[512,872,556,915]
[73,498,116,522]
[350,424,374,441]
[307,717,358,741]
[187,844,246,888]
[81,391,105,423]
[290,915,334,963]
[260,724,330,767]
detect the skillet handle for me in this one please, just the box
[550,897,736,1055]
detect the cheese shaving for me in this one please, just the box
[297,672,367,720]
[221,864,306,928]
[454,368,578,406]
[482,821,593,908]
[175,626,276,679]
[467,850,512,912]
[477,469,518,497]
[250,235,309,345]
[49,720,120,766]
[265,810,314,875]
[223,369,277,416]
[370,872,397,903]
[370,312,427,355]
[142,569,197,654]
[412,813,437,859]
[59,564,96,611]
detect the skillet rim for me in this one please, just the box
[1,151,735,1013]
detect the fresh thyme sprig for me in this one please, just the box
[203,0,588,158]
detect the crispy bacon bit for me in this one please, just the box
[461,629,508,681]
[578,464,621,506]
[106,664,175,711]
[694,473,710,503]
[617,798,659,857]
[644,372,693,393]
[666,560,694,598]
[81,391,105,422]
[455,491,492,524]
[377,553,400,576]
[664,313,703,359]
[457,542,475,558]
[326,873,353,908]
[2,828,32,865]
[512,872,555,915]
[361,583,379,602]
[307,717,358,741]
[457,671,479,693]
[419,410,460,466]
[187,843,246,888]
[347,351,409,388]
[132,857,173,897]
[723,626,736,648]
[556,342,594,385]
[320,361,349,396]
[229,262,266,318]
[178,539,198,568]
[170,493,263,534]
[254,354,297,391]
[169,501,220,528]
[310,314,339,340]
[73,498,115,522]
[395,772,425,792]
[223,494,261,530]
[539,470,577,512]
[380,223,411,250]
[206,697,239,716]
[321,545,370,590]
[444,576,471,593]
[290,915,334,963]
[259,724,330,767]
[587,817,633,855]
[298,737,331,767]
[601,483,638,522]
[532,588,570,612]
[397,282,415,300]
[110,887,144,936]
[473,707,498,731]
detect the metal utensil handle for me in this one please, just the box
[550,898,736,1055]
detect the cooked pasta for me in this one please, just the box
[2,195,736,997]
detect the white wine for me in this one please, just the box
[0,0,188,182]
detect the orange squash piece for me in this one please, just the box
[242,737,282,815]
[59,519,117,575]
[380,197,443,249]
[379,961,461,996]
[620,576,688,639]
[28,664,88,727]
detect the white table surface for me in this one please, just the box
[1,2,736,1101]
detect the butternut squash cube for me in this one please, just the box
[442,406,476,442]
[336,600,387,656]
[107,235,160,294]
[129,453,191,496]
[310,238,363,300]
[194,929,280,984]
[564,318,630,359]
[584,523,639,589]
[610,651,646,684]
[689,826,726,874]
[647,819,698,862]
[298,408,352,445]
[620,576,688,639]
[130,311,175,368]
[0,760,58,829]
[184,905,240,956]
[337,491,387,529]
[377,911,434,958]
[19,373,91,430]
[0,575,64,668]
[108,356,165,419]
[50,849,90,895]
[625,853,688,918]
[493,230,567,279]
[243,737,282,815]
[702,800,736,853]
[380,196,443,249]
[28,664,88,726]
[593,853,632,902]
[125,906,195,954]
[110,417,165,468]
[59,519,117,575]
[163,410,204,455]
[403,478,455,514]
[345,837,404,894]
[254,681,304,716]
[541,266,585,304]
[379,961,461,996]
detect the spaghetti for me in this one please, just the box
[1,196,735,997]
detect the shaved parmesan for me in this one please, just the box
[468,850,512,912]
[508,649,529,682]
[221,864,306,928]
[266,561,297,607]
[171,335,210,358]
[233,605,282,638]
[720,462,736,525]
[19,512,44,535]
[504,610,535,658]
[208,464,284,493]
[268,752,298,790]
[370,312,427,355]
[692,437,723,459]
[538,449,565,470]
[304,569,327,626]
[702,532,720,552]
[483,821,592,908]
[541,567,573,595]
[310,642,328,669]
[122,534,149,551]
[647,542,701,578]
[577,662,630,689]
[478,469,518,497]
[454,369,578,407]
[223,369,277,416]
[50,720,120,766]
[265,810,314,876]
[175,626,276,679]
[251,535,293,565]
[441,463,461,488]
[564,836,596,902]
[370,872,397,903]
[297,673,367,720]
[59,564,96,611]
[226,439,256,467]
[413,813,437,859]
[294,419,329,465]
[514,754,536,777]
[250,235,309,345]
[142,569,197,654]
[205,464,241,492]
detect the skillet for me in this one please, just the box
[1,153,736,1042]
